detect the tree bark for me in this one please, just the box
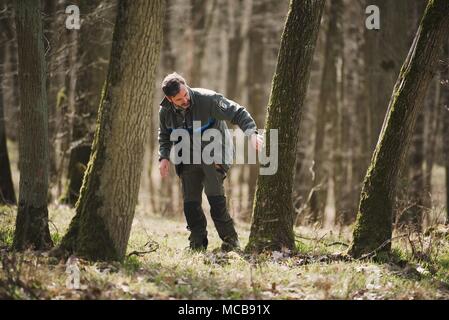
[246,0,325,253]
[58,0,164,261]
[13,0,52,250]
[349,0,449,258]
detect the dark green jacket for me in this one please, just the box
[158,87,258,172]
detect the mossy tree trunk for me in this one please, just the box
[62,0,114,206]
[246,0,325,253]
[13,0,52,250]
[349,0,449,258]
[58,0,164,261]
[0,17,16,205]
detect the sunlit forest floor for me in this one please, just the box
[1,204,449,300]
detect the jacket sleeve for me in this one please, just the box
[158,107,172,161]
[210,94,258,136]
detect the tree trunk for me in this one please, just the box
[349,0,449,258]
[42,0,58,198]
[246,0,325,253]
[188,0,217,87]
[331,0,347,226]
[58,0,164,261]
[62,0,114,206]
[423,73,442,208]
[246,0,268,219]
[156,0,176,216]
[338,0,366,226]
[3,3,20,143]
[399,111,425,231]
[443,41,449,224]
[309,0,343,225]
[56,13,78,199]
[226,0,244,101]
[364,0,410,154]
[0,27,16,205]
[13,0,52,250]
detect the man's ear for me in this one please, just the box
[166,96,172,103]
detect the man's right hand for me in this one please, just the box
[159,159,170,178]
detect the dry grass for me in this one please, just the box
[1,204,449,300]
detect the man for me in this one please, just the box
[158,72,263,251]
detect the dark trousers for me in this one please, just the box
[180,164,238,249]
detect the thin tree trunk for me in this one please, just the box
[0,28,16,205]
[5,4,20,143]
[246,0,325,253]
[225,0,245,216]
[55,0,77,199]
[423,73,442,206]
[309,0,343,225]
[400,111,425,231]
[246,0,267,219]
[13,0,52,250]
[364,0,410,154]
[443,41,449,224]
[42,0,58,200]
[58,0,164,261]
[349,0,449,258]
[156,0,176,216]
[188,0,217,87]
[339,0,366,226]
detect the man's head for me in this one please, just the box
[162,72,190,109]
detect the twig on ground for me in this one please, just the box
[127,239,159,257]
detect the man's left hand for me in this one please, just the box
[250,133,264,152]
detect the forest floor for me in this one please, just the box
[1,204,449,300]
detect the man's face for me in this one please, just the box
[168,84,190,109]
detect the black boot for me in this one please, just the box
[207,195,239,251]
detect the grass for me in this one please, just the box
[1,204,449,300]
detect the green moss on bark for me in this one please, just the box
[246,0,325,253]
[58,80,119,261]
[58,1,164,262]
[61,145,91,206]
[349,0,449,258]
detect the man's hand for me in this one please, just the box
[159,158,170,178]
[250,133,264,152]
